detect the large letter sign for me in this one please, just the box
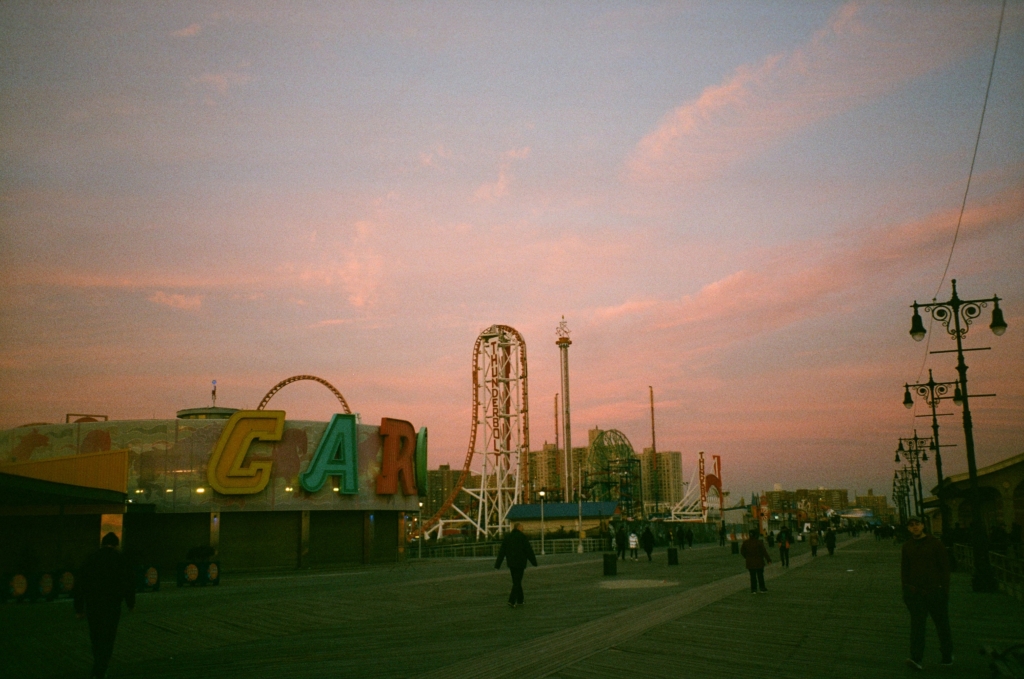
[207,410,285,495]
[299,414,358,494]
[376,418,417,496]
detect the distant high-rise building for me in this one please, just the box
[640,448,684,512]
[855,488,895,523]
[424,464,480,519]
[794,487,850,514]
[526,443,563,500]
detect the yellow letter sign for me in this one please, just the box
[207,410,285,495]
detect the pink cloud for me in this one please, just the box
[172,23,203,38]
[148,291,203,310]
[196,71,252,95]
[628,3,1017,182]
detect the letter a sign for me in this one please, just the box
[300,414,359,494]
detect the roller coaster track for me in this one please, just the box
[257,375,351,413]
[422,325,529,537]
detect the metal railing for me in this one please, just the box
[953,543,1024,603]
[411,537,608,559]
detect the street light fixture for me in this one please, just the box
[896,432,931,521]
[902,369,961,546]
[908,278,1007,592]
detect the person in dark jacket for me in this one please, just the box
[640,526,655,562]
[902,517,952,670]
[615,526,628,561]
[75,532,135,679]
[825,528,837,556]
[495,523,538,608]
[686,527,694,548]
[741,529,772,593]
[777,527,791,567]
[675,525,686,550]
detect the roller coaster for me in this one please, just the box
[422,325,529,540]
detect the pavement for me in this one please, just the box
[2,535,1023,678]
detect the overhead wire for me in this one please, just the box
[914,0,1007,384]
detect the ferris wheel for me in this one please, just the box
[585,429,642,519]
[422,324,530,540]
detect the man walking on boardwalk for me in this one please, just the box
[825,527,837,556]
[616,526,628,561]
[741,528,771,593]
[74,532,135,679]
[495,522,538,608]
[902,516,953,670]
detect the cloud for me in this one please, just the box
[308,319,352,329]
[172,23,203,38]
[148,291,203,310]
[419,144,451,168]
[474,147,531,201]
[628,3,1016,182]
[195,71,252,95]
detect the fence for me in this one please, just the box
[953,543,1024,603]
[412,537,609,559]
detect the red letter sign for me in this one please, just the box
[376,418,417,496]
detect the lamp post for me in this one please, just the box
[539,489,546,555]
[894,431,931,520]
[903,370,960,544]
[909,278,1006,592]
[418,501,423,559]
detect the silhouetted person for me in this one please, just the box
[686,527,694,548]
[75,532,135,679]
[741,529,771,593]
[825,528,837,556]
[902,517,952,670]
[494,522,537,608]
[641,526,655,562]
[719,523,727,546]
[616,526,628,560]
[809,531,820,557]
[766,531,775,549]
[778,527,791,567]
[675,525,686,550]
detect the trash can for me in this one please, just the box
[731,541,740,555]
[603,553,617,576]
[667,547,679,565]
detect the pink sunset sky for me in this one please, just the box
[1,2,1022,503]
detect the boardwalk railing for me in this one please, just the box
[412,538,608,559]
[953,543,1024,603]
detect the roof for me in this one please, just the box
[506,501,619,520]
[931,451,1024,494]
[0,472,127,507]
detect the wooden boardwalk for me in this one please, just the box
[2,536,1022,678]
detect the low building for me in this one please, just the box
[0,408,426,577]
[935,451,1024,533]
[506,501,619,538]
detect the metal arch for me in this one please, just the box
[422,324,530,538]
[257,375,352,414]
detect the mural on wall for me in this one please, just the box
[0,415,424,513]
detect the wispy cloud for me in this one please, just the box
[148,291,203,310]
[196,71,251,95]
[172,23,203,38]
[475,147,531,201]
[308,318,351,329]
[628,3,1013,182]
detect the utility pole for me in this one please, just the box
[649,386,659,515]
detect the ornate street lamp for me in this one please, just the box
[908,279,1007,592]
[895,432,931,521]
[903,370,961,546]
[539,489,546,555]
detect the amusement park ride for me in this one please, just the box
[254,327,726,540]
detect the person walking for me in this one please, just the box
[809,531,820,557]
[778,527,791,568]
[494,522,538,608]
[825,528,837,556]
[902,516,953,670]
[640,526,655,562]
[615,526,628,561]
[74,532,135,679]
[628,530,639,561]
[741,528,771,593]
[719,523,727,547]
[766,531,775,549]
[686,527,694,548]
[675,525,686,551]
